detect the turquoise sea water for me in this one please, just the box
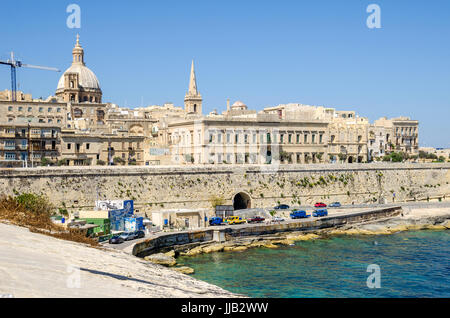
[178,231,450,297]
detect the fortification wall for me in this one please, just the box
[0,163,449,216]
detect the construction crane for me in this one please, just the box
[0,52,60,101]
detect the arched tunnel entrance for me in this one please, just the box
[233,192,251,210]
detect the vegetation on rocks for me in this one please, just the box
[0,193,98,247]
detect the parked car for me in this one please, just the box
[290,210,311,219]
[314,202,327,208]
[225,216,247,225]
[209,217,224,226]
[274,204,290,210]
[135,230,145,239]
[109,235,124,244]
[119,231,139,241]
[247,216,265,224]
[329,202,341,208]
[272,216,285,222]
[313,209,328,217]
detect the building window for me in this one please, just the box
[67,143,71,150]
[28,107,32,112]
[235,134,239,144]
[296,134,300,144]
[304,134,308,143]
[39,107,43,113]
[319,134,323,144]
[5,153,16,160]
[86,143,90,150]
[48,108,52,112]
[18,106,23,112]
[8,106,13,111]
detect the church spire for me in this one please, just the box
[188,60,198,95]
[184,59,202,115]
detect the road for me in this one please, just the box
[102,201,450,251]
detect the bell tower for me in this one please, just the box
[184,60,202,115]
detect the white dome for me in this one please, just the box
[232,101,247,108]
[57,64,101,90]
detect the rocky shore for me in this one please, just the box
[154,207,450,264]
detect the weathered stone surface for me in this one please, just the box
[224,246,248,252]
[172,266,195,275]
[202,244,225,254]
[144,253,177,267]
[272,239,295,246]
[181,246,205,256]
[286,233,320,241]
[164,250,176,258]
[443,220,450,229]
[0,223,238,298]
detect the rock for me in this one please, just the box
[262,243,279,249]
[172,266,195,275]
[442,220,450,229]
[287,233,319,241]
[231,246,248,252]
[144,253,177,267]
[223,245,248,252]
[164,250,176,258]
[424,224,447,231]
[273,239,295,246]
[202,244,225,254]
[183,246,204,256]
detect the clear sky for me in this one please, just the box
[0,0,449,148]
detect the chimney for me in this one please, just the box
[227,99,230,112]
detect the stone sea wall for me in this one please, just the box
[0,163,449,216]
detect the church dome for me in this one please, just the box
[232,101,247,109]
[56,64,100,90]
[55,35,103,103]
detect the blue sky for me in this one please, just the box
[0,0,449,147]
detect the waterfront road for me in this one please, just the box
[102,201,450,252]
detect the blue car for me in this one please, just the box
[329,202,341,208]
[290,210,310,219]
[313,209,328,217]
[209,217,223,226]
[274,204,290,210]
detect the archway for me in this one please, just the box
[233,192,251,210]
